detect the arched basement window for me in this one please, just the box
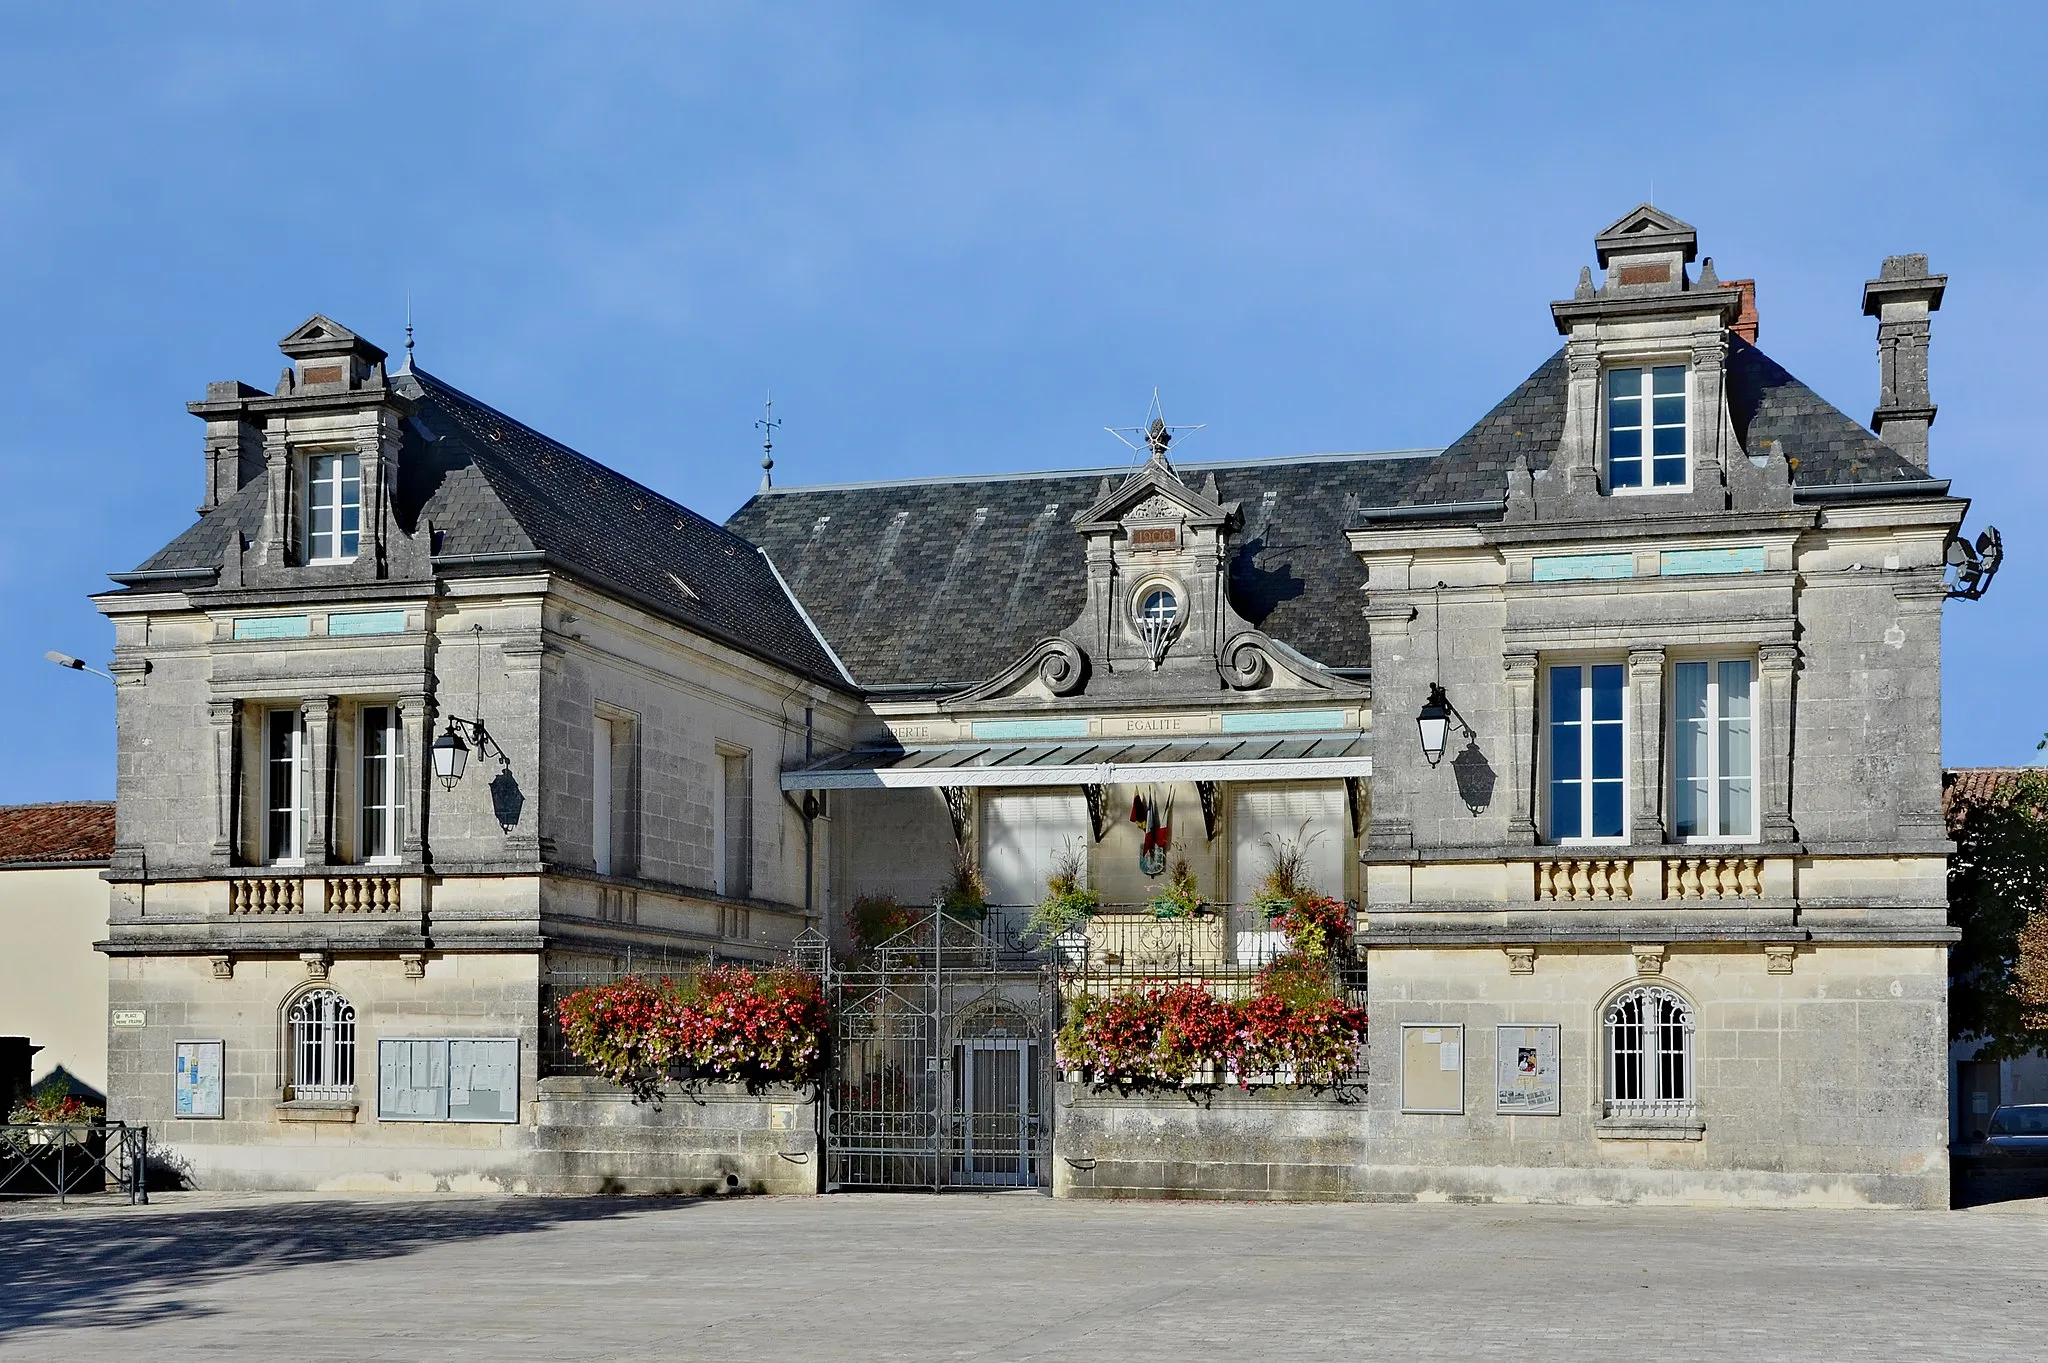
[1604,985,1694,1118]
[287,987,358,1101]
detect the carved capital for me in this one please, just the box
[210,954,235,981]
[1631,943,1667,977]
[1504,945,1536,976]
[400,952,427,980]
[1764,944,1797,975]
[299,951,332,981]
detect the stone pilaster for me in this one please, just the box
[399,691,433,866]
[1756,644,1799,843]
[1628,648,1666,845]
[1504,652,1538,844]
[301,696,336,867]
[207,699,242,868]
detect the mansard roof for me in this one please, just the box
[121,368,850,690]
[725,452,1427,690]
[1379,337,1926,511]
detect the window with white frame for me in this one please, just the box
[263,708,305,865]
[593,715,615,875]
[1605,364,1687,491]
[1605,985,1695,1117]
[287,987,357,1101]
[358,705,405,863]
[305,452,362,562]
[1671,659,1755,841]
[1546,662,1626,842]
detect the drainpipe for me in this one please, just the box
[803,706,815,918]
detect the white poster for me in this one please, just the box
[1495,1024,1561,1116]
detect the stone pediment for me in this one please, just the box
[1074,455,1239,532]
[279,315,386,363]
[1594,204,1698,264]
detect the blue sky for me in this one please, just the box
[2,3,2042,801]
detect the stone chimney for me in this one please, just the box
[1723,280,1759,344]
[195,381,267,513]
[1861,254,1946,470]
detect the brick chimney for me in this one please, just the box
[1861,254,1946,471]
[1722,279,1759,344]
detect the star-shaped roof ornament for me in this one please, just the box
[1105,389,1204,466]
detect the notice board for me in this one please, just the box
[1400,1023,1464,1114]
[1494,1024,1561,1116]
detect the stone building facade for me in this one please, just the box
[94,206,1985,1204]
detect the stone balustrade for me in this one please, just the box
[1533,858,1633,901]
[1665,856,1764,900]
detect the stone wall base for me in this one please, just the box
[150,1079,818,1196]
[1051,1085,1947,1209]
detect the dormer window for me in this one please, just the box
[1605,365,1688,491]
[306,452,362,562]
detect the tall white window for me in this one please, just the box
[264,709,304,865]
[1672,659,1755,841]
[305,452,362,562]
[1605,986,1695,1117]
[1546,662,1626,842]
[288,988,357,1101]
[592,715,614,876]
[716,750,753,899]
[358,705,404,863]
[1229,783,1348,907]
[1606,365,1687,491]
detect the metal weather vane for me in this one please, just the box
[1105,389,1204,464]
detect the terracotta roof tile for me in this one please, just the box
[0,802,115,866]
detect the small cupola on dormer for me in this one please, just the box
[1594,204,1697,295]
[276,315,388,395]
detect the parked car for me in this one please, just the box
[1984,1105,2048,1168]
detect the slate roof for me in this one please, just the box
[725,452,1427,689]
[1381,339,1925,509]
[122,369,850,690]
[730,339,1929,690]
[0,802,115,866]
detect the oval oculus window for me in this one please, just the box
[1139,588,1179,629]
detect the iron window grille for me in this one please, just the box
[1136,586,1180,665]
[288,988,358,1101]
[1605,985,1695,1118]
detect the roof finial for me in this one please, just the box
[402,291,415,372]
[1104,388,1204,467]
[756,393,781,493]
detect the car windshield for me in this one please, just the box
[1990,1107,2048,1136]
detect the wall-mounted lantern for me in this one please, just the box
[1416,682,1474,768]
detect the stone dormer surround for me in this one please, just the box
[1537,205,1771,520]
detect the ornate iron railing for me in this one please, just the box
[0,1122,150,1204]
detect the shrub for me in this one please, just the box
[7,1091,104,1126]
[1147,855,1207,920]
[937,845,990,922]
[1025,839,1100,946]
[1271,895,1351,960]
[1056,956,1366,1095]
[556,965,826,1103]
[847,894,919,950]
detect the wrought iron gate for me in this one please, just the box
[803,912,1052,1191]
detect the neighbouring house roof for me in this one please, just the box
[726,451,1425,690]
[0,802,115,867]
[119,369,852,692]
[1944,767,2048,828]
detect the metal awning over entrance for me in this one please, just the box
[780,732,1371,790]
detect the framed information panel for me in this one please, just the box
[1399,1023,1464,1114]
[1494,1024,1561,1116]
[378,1038,520,1123]
[174,1039,225,1118]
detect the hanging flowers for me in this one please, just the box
[556,965,826,1104]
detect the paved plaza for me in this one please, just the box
[2,1191,2045,1360]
